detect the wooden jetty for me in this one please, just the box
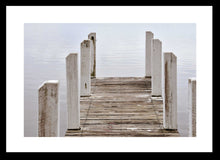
[65,77,179,137]
[38,31,196,137]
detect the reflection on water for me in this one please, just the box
[24,23,196,137]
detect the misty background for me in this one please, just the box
[24,23,196,137]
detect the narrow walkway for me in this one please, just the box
[65,77,179,137]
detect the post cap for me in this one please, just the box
[38,80,59,90]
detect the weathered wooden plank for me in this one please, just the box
[81,119,161,125]
[65,129,179,137]
[84,115,158,120]
[81,124,161,130]
[87,109,156,114]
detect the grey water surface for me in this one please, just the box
[24,23,196,137]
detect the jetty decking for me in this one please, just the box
[65,77,179,137]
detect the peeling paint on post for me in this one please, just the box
[152,39,162,97]
[81,40,91,96]
[163,52,177,129]
[188,78,196,137]
[88,32,96,78]
[66,53,80,129]
[145,31,154,78]
[38,80,59,137]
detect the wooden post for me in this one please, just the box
[151,39,162,97]
[88,32,96,78]
[188,78,196,137]
[38,80,59,137]
[145,31,154,78]
[163,52,177,129]
[80,40,91,96]
[66,53,80,130]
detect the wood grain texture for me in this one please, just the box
[65,77,179,137]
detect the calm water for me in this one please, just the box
[24,23,196,137]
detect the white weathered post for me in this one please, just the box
[145,31,154,78]
[81,40,91,96]
[66,53,80,130]
[188,78,196,137]
[88,32,96,78]
[163,52,177,129]
[152,39,162,97]
[38,80,59,137]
